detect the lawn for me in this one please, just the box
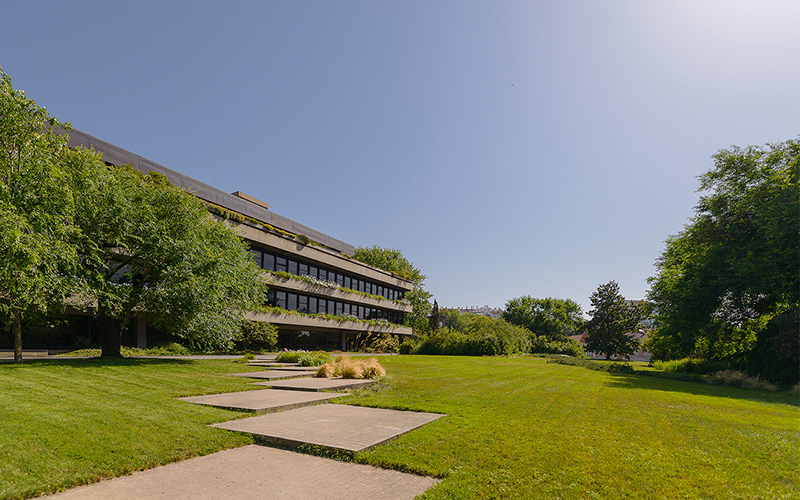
[0,358,260,499]
[342,356,799,500]
[0,355,797,499]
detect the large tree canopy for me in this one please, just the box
[63,148,266,356]
[353,246,432,335]
[646,139,799,374]
[0,69,78,363]
[502,296,583,340]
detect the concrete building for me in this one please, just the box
[31,129,414,351]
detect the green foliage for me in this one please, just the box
[529,335,587,357]
[63,149,266,356]
[411,315,530,356]
[275,350,332,366]
[647,138,799,372]
[353,245,432,336]
[353,246,425,284]
[0,68,78,362]
[502,296,583,340]
[584,281,644,359]
[234,320,278,351]
[651,357,737,375]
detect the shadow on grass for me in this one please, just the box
[604,372,800,407]
[0,357,196,368]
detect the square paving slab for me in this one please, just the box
[178,389,345,413]
[213,404,444,452]
[227,370,316,379]
[254,377,378,391]
[39,444,438,500]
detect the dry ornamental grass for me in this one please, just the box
[316,355,386,379]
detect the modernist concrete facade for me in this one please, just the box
[59,129,413,351]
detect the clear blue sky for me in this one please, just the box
[4,1,798,314]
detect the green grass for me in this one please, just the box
[1,356,798,499]
[0,358,261,499]
[340,356,800,500]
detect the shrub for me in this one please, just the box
[411,316,530,356]
[652,357,733,375]
[707,370,777,391]
[530,335,586,357]
[276,350,331,366]
[234,321,278,351]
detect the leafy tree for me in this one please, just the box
[235,320,278,351]
[63,148,266,357]
[502,296,583,340]
[646,138,799,368]
[429,299,440,331]
[0,69,78,363]
[353,245,432,335]
[584,281,643,359]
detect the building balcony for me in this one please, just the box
[247,310,413,336]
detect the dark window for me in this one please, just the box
[299,263,308,276]
[276,256,287,273]
[309,266,318,278]
[344,276,351,289]
[309,297,318,314]
[318,269,327,281]
[288,260,298,275]
[263,253,275,271]
[275,291,287,309]
[265,289,276,307]
[335,302,343,315]
[288,293,298,311]
[336,273,344,286]
[377,286,384,298]
[357,305,364,319]
[318,299,327,314]
[298,295,308,313]
[358,280,365,293]
[251,249,262,268]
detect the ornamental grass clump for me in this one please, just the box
[707,370,777,391]
[315,355,385,379]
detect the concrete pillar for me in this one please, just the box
[339,332,347,351]
[136,317,147,349]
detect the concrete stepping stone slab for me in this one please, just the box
[178,389,345,413]
[253,377,378,392]
[213,404,444,452]
[39,444,438,500]
[227,370,316,380]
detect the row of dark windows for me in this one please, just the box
[251,247,405,301]
[266,290,405,325]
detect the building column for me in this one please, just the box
[339,332,347,351]
[136,317,147,349]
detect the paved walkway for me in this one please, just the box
[227,369,318,380]
[214,404,443,452]
[253,377,378,391]
[178,388,346,413]
[40,359,443,499]
[39,445,437,500]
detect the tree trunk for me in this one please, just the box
[12,308,23,364]
[98,315,123,358]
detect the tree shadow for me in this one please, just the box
[0,357,196,368]
[603,372,800,407]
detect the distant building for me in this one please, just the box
[449,306,503,319]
